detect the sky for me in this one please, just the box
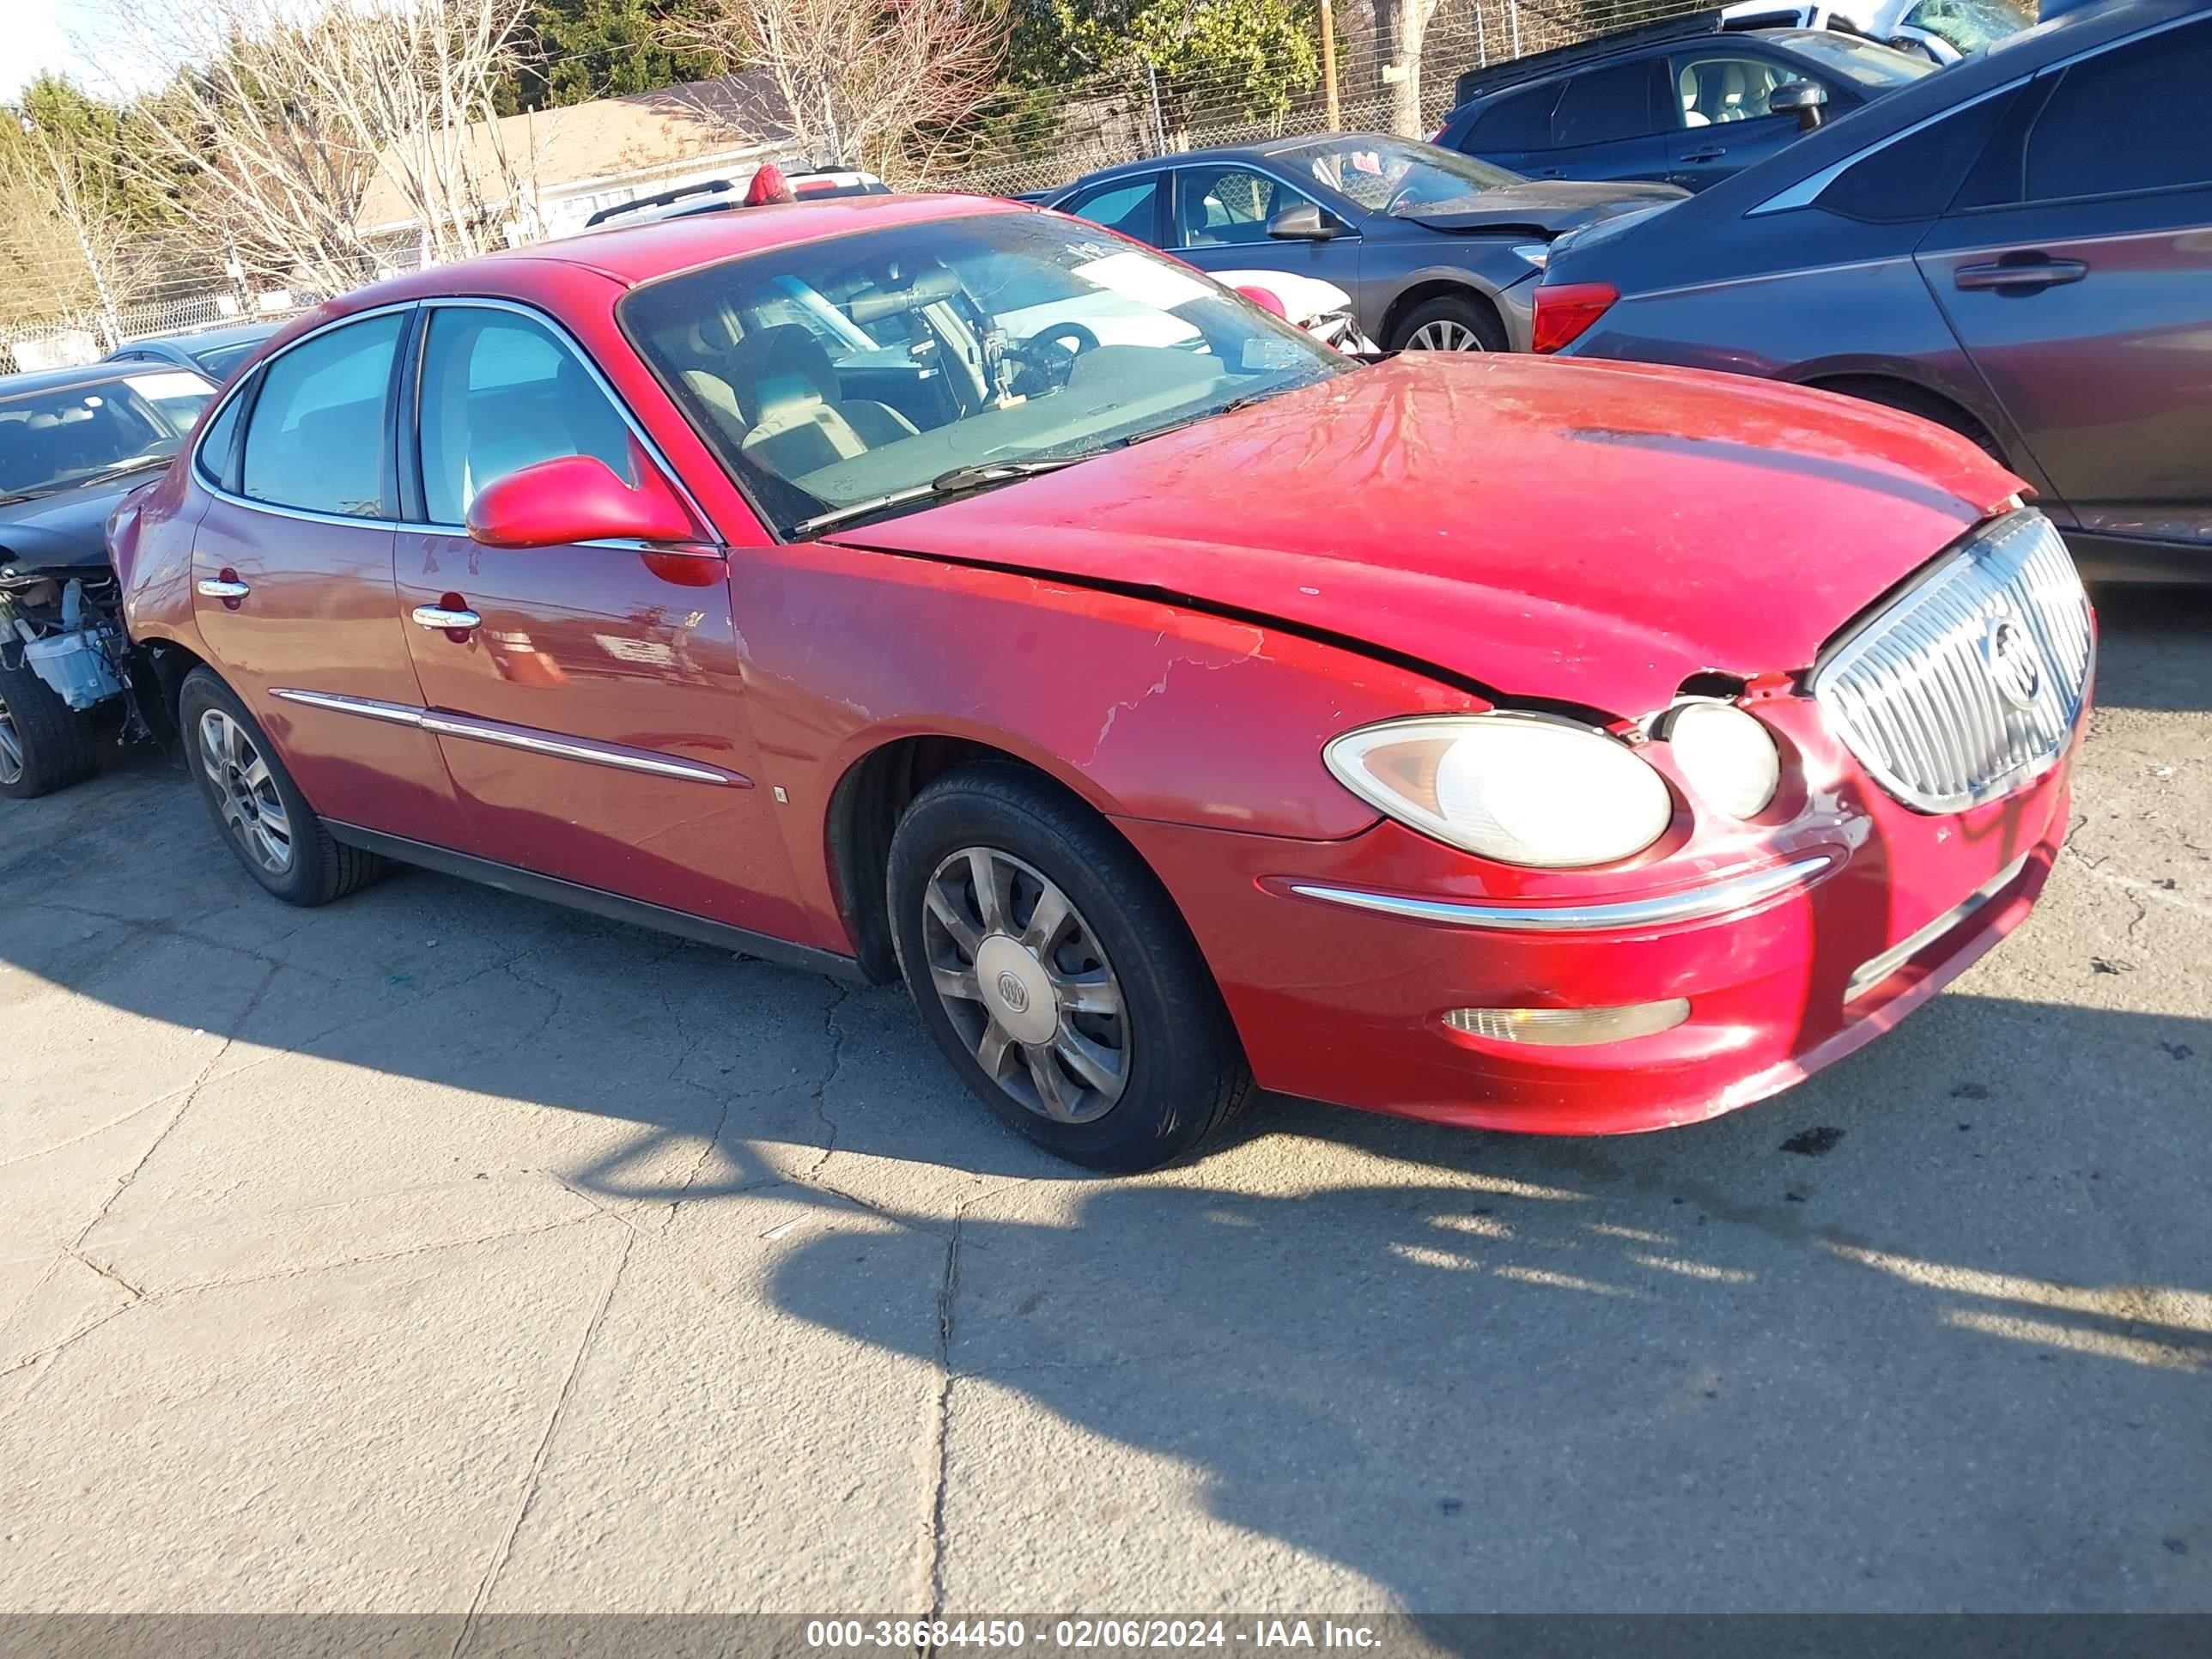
[3,0,180,102]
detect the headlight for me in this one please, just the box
[1510,243,1549,269]
[1662,701,1780,820]
[1324,714,1674,867]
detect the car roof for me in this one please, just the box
[0,361,188,400]
[310,192,1022,325]
[124,321,278,350]
[1055,133,1403,194]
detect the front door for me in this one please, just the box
[393,301,801,938]
[1914,15,2212,550]
[1663,52,1821,190]
[1167,163,1365,295]
[190,307,463,845]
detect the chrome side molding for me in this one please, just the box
[268,687,750,787]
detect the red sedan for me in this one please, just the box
[112,195,2093,1171]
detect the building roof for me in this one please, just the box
[354,74,796,232]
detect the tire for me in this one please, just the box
[1389,294,1506,354]
[0,659,99,799]
[1814,377,2006,465]
[887,763,1254,1172]
[179,667,384,905]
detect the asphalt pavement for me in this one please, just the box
[2,590,2207,1616]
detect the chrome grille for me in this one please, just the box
[1811,512,2092,815]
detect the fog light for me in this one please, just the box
[1444,1000,1691,1046]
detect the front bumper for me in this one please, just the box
[1115,697,2079,1136]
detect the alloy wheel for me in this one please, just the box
[0,693,21,787]
[198,708,294,875]
[1404,319,1487,352]
[921,845,1129,1124]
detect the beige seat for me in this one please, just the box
[720,325,918,482]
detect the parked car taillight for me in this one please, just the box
[1531,283,1619,355]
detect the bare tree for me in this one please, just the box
[1,94,150,348]
[671,0,1012,181]
[1385,0,1444,139]
[109,0,540,298]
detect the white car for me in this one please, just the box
[1721,0,2031,63]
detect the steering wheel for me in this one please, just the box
[1002,321,1100,397]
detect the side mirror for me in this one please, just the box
[1769,78,1828,131]
[466,453,697,549]
[1267,203,1340,241]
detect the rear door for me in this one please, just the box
[1538,59,1673,184]
[1058,173,1170,246]
[1914,13,2212,550]
[1447,82,1564,176]
[190,306,462,845]
[1663,49,1825,188]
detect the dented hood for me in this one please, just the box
[826,354,2023,716]
[1394,179,1687,238]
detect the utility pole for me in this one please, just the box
[1319,0,1340,129]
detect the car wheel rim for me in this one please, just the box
[198,708,294,875]
[1406,319,1485,351]
[0,694,21,785]
[921,846,1129,1125]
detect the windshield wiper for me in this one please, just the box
[77,453,174,485]
[793,456,1085,537]
[789,389,1294,538]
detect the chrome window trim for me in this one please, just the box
[1748,81,2022,216]
[1751,9,2210,217]
[269,687,750,787]
[411,295,715,535]
[1287,854,1833,933]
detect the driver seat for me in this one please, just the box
[722,325,918,481]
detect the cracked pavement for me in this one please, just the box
[2,591,2209,1616]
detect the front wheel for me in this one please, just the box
[0,659,99,799]
[888,765,1254,1172]
[1389,295,1505,354]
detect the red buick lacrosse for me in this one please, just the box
[112,194,2091,1170]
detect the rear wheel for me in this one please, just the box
[888,764,1254,1172]
[179,668,383,905]
[1390,294,1505,354]
[0,660,99,799]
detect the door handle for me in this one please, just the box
[1683,146,1728,161]
[411,604,482,633]
[196,575,250,600]
[1954,257,2088,291]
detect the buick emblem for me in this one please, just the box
[996,971,1030,1013]
[1981,615,2042,712]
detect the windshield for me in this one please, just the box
[1776,29,1938,87]
[193,339,265,380]
[1899,0,2032,53]
[621,210,1346,538]
[0,370,214,500]
[1279,136,1522,216]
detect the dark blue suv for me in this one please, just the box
[1433,15,1932,191]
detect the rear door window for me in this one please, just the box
[240,312,404,519]
[1462,82,1562,150]
[1062,177,1164,243]
[2018,19,2212,203]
